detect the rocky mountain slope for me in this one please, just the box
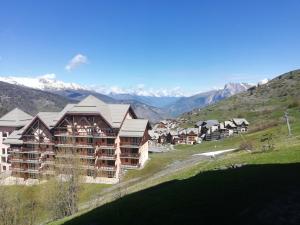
[0,81,73,117]
[179,69,300,127]
[166,83,252,116]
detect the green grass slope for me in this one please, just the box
[179,69,300,128]
[49,100,300,225]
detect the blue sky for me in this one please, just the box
[1,0,300,95]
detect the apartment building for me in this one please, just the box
[3,95,150,183]
[0,108,33,173]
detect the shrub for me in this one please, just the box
[239,141,254,151]
[287,99,300,108]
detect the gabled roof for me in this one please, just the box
[203,120,219,128]
[3,126,26,145]
[108,104,131,127]
[195,121,204,127]
[224,120,236,128]
[232,118,249,126]
[119,119,149,137]
[186,128,200,135]
[0,108,33,127]
[58,95,132,128]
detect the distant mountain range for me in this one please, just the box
[179,69,300,127]
[165,83,253,116]
[0,75,253,122]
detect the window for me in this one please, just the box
[87,169,95,177]
[1,157,6,163]
[28,153,36,159]
[3,133,7,138]
[3,166,6,171]
[29,173,38,179]
[87,149,94,155]
[107,139,114,145]
[2,148,5,155]
[107,171,115,178]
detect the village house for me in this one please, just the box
[176,128,201,145]
[219,120,237,138]
[3,95,150,184]
[231,118,250,133]
[166,130,179,145]
[0,108,33,173]
[197,120,220,141]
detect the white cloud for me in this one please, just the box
[65,54,88,71]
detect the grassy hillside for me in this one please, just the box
[0,81,75,117]
[179,69,300,128]
[49,105,300,225]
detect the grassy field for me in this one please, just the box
[47,106,300,225]
[49,143,300,225]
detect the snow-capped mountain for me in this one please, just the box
[0,74,253,118]
[0,74,85,91]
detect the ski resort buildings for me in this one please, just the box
[0,108,33,173]
[0,95,150,184]
[150,118,249,145]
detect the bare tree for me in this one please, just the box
[46,153,82,220]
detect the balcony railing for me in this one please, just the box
[120,153,140,158]
[120,143,140,148]
[22,138,54,145]
[99,165,117,171]
[12,168,40,173]
[54,129,117,138]
[97,154,116,160]
[55,142,94,149]
[95,143,117,149]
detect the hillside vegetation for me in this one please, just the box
[0,81,75,117]
[50,113,300,225]
[180,69,300,129]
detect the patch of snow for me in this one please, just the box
[194,148,236,157]
[258,78,269,85]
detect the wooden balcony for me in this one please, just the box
[55,142,94,149]
[95,143,117,149]
[99,165,117,171]
[120,143,140,148]
[120,153,140,158]
[97,154,116,160]
[54,128,117,138]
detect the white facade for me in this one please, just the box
[0,131,10,172]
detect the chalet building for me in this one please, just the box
[166,130,179,145]
[219,121,237,138]
[199,120,220,141]
[177,128,200,145]
[156,120,168,129]
[231,118,249,133]
[0,108,33,173]
[3,96,150,184]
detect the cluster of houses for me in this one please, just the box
[149,118,250,145]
